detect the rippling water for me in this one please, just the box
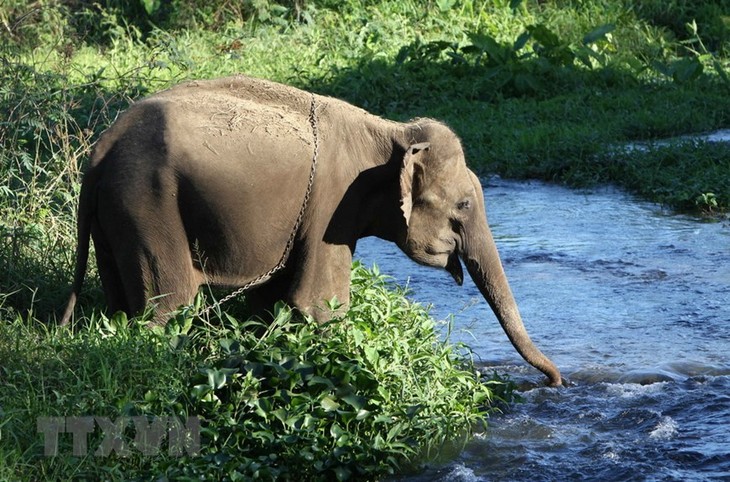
[355,178,730,481]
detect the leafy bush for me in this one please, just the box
[0,264,510,480]
[1,0,307,47]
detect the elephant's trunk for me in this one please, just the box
[461,187,562,387]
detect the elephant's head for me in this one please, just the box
[396,121,562,387]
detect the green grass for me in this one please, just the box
[0,264,512,480]
[2,0,730,477]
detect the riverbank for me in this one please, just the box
[0,264,513,480]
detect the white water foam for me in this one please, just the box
[605,381,669,399]
[649,416,679,441]
[445,463,479,481]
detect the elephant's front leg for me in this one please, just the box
[244,263,297,321]
[289,241,354,321]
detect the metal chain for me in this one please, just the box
[198,94,319,317]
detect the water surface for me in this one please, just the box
[355,178,730,481]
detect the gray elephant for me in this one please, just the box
[61,75,562,386]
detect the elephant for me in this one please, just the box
[61,75,562,386]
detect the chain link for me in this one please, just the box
[198,94,319,317]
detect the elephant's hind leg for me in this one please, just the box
[94,218,182,322]
[102,242,198,324]
[135,230,202,323]
[95,189,201,322]
[91,223,139,316]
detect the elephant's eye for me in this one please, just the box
[456,199,471,211]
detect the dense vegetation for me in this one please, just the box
[1,265,511,479]
[1,0,729,479]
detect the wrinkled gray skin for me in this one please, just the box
[61,75,562,386]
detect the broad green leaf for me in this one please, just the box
[405,404,423,419]
[356,409,371,421]
[308,376,335,389]
[468,32,507,62]
[272,408,288,424]
[364,346,380,366]
[513,31,531,52]
[583,24,615,45]
[140,0,161,16]
[528,24,561,48]
[207,369,226,389]
[191,384,210,400]
[219,338,239,354]
[330,423,345,438]
[352,327,365,347]
[386,423,404,441]
[320,396,340,412]
[342,394,367,411]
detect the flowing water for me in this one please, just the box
[355,178,730,481]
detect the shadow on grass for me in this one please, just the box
[301,39,730,202]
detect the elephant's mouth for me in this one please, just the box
[445,251,464,285]
[404,237,463,284]
[408,247,462,284]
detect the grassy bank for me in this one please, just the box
[1,0,730,478]
[0,264,511,480]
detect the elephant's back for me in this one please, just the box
[151,75,313,118]
[151,74,394,135]
[88,76,317,173]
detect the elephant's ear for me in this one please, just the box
[400,142,430,226]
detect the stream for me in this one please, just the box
[355,178,730,481]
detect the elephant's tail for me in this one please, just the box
[60,174,94,325]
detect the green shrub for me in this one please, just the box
[0,264,511,480]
